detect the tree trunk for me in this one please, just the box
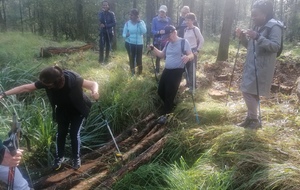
[19,0,23,33]
[108,0,117,50]
[0,0,7,32]
[146,0,156,45]
[216,0,236,61]
[133,0,137,8]
[76,0,84,40]
[199,0,205,33]
[167,0,174,22]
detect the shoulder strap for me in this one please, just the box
[192,27,200,48]
[181,39,186,55]
[165,39,185,55]
[266,25,283,57]
[184,27,200,48]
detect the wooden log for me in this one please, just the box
[40,43,95,58]
[83,113,156,160]
[33,114,163,189]
[96,136,168,189]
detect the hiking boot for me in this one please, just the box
[245,119,262,129]
[53,157,65,171]
[156,115,167,125]
[72,158,81,170]
[237,117,251,127]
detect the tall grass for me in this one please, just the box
[2,32,300,189]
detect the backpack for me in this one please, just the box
[266,23,284,57]
[184,27,200,50]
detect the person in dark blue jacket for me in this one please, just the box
[151,5,172,73]
[98,1,116,64]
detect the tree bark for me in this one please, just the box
[76,0,85,40]
[146,0,156,45]
[97,137,167,189]
[216,0,236,61]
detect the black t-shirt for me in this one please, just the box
[35,70,90,117]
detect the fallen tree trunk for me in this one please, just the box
[40,43,95,58]
[96,136,168,189]
[33,114,171,190]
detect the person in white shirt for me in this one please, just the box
[183,13,204,91]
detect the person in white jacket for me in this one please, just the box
[122,9,147,75]
[183,13,204,91]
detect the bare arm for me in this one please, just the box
[0,83,36,99]
[82,79,99,100]
[148,45,165,58]
[182,51,194,64]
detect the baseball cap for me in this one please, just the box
[164,25,176,35]
[159,5,167,13]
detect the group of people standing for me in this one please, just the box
[98,0,284,129]
[98,2,204,79]
[0,0,284,188]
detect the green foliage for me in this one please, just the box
[113,163,169,190]
[2,32,300,190]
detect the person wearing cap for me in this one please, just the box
[183,13,204,91]
[177,6,199,38]
[151,5,172,73]
[149,25,194,123]
[122,8,147,75]
[98,1,116,64]
[235,0,284,129]
[0,66,99,170]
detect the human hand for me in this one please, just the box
[235,28,246,39]
[0,92,7,99]
[126,31,130,38]
[244,29,259,40]
[91,91,100,101]
[100,23,105,28]
[1,149,23,167]
[181,55,190,64]
[193,50,199,56]
[159,30,165,35]
[147,44,154,51]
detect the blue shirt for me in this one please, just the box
[122,20,147,45]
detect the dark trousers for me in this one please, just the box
[56,110,85,160]
[125,42,143,75]
[158,68,184,114]
[99,32,113,62]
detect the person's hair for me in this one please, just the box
[181,6,190,13]
[39,66,65,88]
[102,1,109,6]
[253,0,274,21]
[185,13,196,21]
[130,8,139,17]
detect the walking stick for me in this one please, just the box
[185,67,200,124]
[104,20,112,54]
[226,40,241,105]
[6,114,21,190]
[147,49,159,83]
[98,104,123,160]
[253,40,262,125]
